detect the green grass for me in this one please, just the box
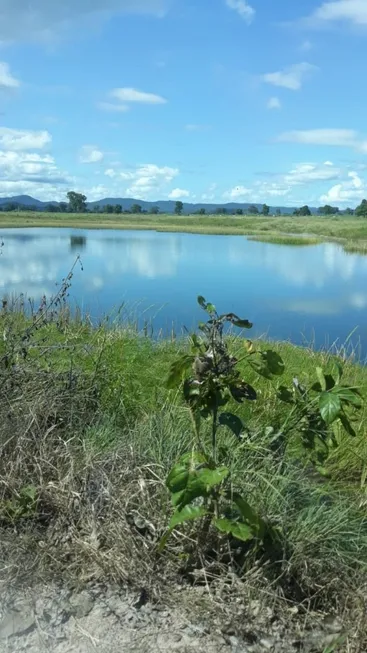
[1,210,367,245]
[1,307,367,647]
[342,240,367,255]
[247,234,322,246]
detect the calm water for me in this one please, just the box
[1,227,367,359]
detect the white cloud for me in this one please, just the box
[121,163,179,199]
[0,127,51,151]
[284,162,341,185]
[223,185,252,200]
[0,0,168,42]
[79,145,104,164]
[105,168,117,178]
[320,170,366,204]
[277,128,359,147]
[0,62,20,89]
[267,97,281,110]
[225,0,255,24]
[99,87,166,113]
[168,188,190,199]
[306,0,367,27]
[263,63,318,90]
[0,149,72,199]
[98,101,129,113]
[111,87,166,104]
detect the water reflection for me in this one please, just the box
[0,228,366,357]
[70,235,87,252]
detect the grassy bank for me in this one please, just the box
[1,210,367,247]
[1,293,367,649]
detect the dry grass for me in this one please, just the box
[1,306,367,650]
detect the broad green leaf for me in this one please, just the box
[277,386,294,404]
[316,367,327,391]
[232,494,265,537]
[168,505,208,530]
[334,360,344,385]
[319,392,341,425]
[166,452,207,495]
[206,303,216,314]
[249,351,284,379]
[220,313,252,329]
[332,386,362,408]
[166,355,194,389]
[197,296,207,310]
[339,412,357,437]
[219,412,244,438]
[230,382,257,403]
[262,351,285,376]
[167,455,228,509]
[214,518,254,542]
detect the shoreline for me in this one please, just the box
[1,211,367,253]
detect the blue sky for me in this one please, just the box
[1,0,367,206]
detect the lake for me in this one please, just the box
[1,227,367,359]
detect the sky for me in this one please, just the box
[1,0,367,207]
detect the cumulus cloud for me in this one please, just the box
[168,188,190,199]
[225,0,255,24]
[105,163,179,199]
[223,161,348,205]
[0,127,51,151]
[267,97,281,110]
[0,62,20,89]
[305,0,367,28]
[284,162,342,185]
[0,0,168,42]
[263,63,318,91]
[223,185,252,200]
[79,145,104,164]
[320,170,366,205]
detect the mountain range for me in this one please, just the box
[0,194,310,215]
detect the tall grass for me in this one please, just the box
[1,210,367,244]
[1,301,367,648]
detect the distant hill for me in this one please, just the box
[0,194,315,215]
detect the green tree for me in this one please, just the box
[59,202,68,213]
[294,205,311,216]
[105,204,114,214]
[67,191,87,213]
[175,201,184,215]
[198,208,206,215]
[248,205,259,215]
[355,199,367,217]
[318,205,339,215]
[150,206,160,214]
[344,207,354,215]
[262,204,270,216]
[235,208,243,215]
[45,203,60,213]
[114,204,122,214]
[276,208,281,216]
[131,203,142,214]
[215,207,226,215]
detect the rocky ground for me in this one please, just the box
[0,582,347,653]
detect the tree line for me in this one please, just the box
[1,191,367,217]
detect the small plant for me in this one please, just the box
[0,485,38,524]
[161,296,285,550]
[277,362,362,467]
